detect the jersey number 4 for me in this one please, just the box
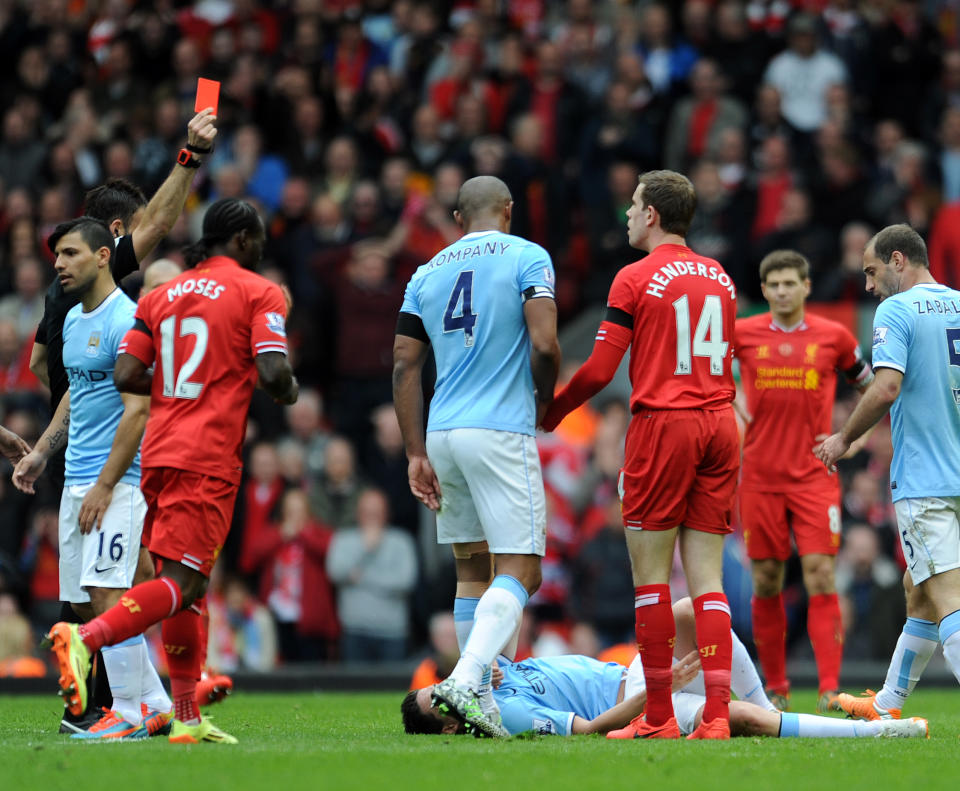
[159,315,208,399]
[443,270,477,347]
[672,294,728,376]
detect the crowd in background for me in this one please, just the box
[0,0,956,674]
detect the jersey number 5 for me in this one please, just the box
[159,315,208,399]
[672,294,728,376]
[443,270,477,347]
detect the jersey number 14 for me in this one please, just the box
[159,315,208,399]
[672,295,728,376]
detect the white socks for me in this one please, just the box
[454,596,495,715]
[939,610,960,685]
[780,712,876,737]
[137,636,172,713]
[731,629,778,711]
[450,576,528,692]
[101,636,143,725]
[875,617,939,711]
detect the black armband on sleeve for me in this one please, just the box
[604,306,634,329]
[522,285,555,302]
[396,312,429,343]
[842,358,871,384]
[132,318,153,337]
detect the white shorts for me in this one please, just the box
[59,481,146,603]
[895,496,960,585]
[426,428,546,556]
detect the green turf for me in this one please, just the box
[1,688,957,791]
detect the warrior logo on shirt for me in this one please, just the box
[85,331,101,357]
[265,312,286,336]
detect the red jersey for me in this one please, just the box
[120,256,288,484]
[606,243,737,411]
[735,312,866,490]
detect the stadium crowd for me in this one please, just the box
[0,0,955,674]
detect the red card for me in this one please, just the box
[194,78,220,114]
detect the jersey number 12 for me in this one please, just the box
[159,315,209,399]
[672,295,727,376]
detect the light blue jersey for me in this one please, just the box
[494,655,624,735]
[62,288,140,486]
[400,230,555,435]
[871,283,960,500]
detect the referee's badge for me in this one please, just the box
[85,331,102,357]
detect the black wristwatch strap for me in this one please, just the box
[177,148,202,169]
[186,142,214,154]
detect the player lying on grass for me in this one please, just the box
[402,598,928,739]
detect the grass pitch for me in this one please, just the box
[2,688,958,791]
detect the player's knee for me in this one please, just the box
[751,565,782,598]
[729,704,766,737]
[801,557,836,595]
[160,565,207,609]
[672,596,694,626]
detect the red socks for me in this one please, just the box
[694,593,732,724]
[80,577,182,652]
[751,594,788,695]
[634,584,675,726]
[807,593,843,694]
[164,607,202,723]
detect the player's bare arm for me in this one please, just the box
[29,341,49,388]
[523,296,561,425]
[131,109,218,262]
[392,332,441,511]
[255,351,298,405]
[0,424,30,465]
[77,392,149,535]
[12,391,70,494]
[114,352,153,395]
[815,367,902,470]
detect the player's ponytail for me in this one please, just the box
[182,198,262,268]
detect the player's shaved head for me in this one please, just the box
[455,176,512,222]
[142,258,182,295]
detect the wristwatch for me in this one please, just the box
[176,148,203,169]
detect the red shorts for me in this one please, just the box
[620,407,739,534]
[140,467,239,577]
[740,483,842,560]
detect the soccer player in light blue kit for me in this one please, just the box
[818,223,960,714]
[403,597,928,739]
[13,217,172,738]
[393,176,561,737]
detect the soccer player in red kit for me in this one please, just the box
[45,199,298,744]
[542,170,739,740]
[735,250,872,712]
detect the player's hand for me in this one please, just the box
[813,432,849,473]
[12,450,47,494]
[491,661,503,689]
[186,108,218,152]
[408,454,441,511]
[671,650,701,691]
[78,481,114,535]
[0,426,30,465]
[539,401,564,432]
[536,400,552,430]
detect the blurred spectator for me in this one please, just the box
[815,221,876,301]
[362,403,418,536]
[663,58,747,174]
[571,494,637,648]
[330,240,405,449]
[0,318,41,395]
[246,489,338,663]
[310,436,366,529]
[938,107,960,203]
[17,504,60,631]
[0,594,45,677]
[327,488,418,661]
[409,611,459,688]
[0,108,45,191]
[835,524,904,660]
[238,442,286,577]
[0,257,44,339]
[206,574,278,672]
[635,3,698,97]
[754,187,835,278]
[763,13,847,134]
